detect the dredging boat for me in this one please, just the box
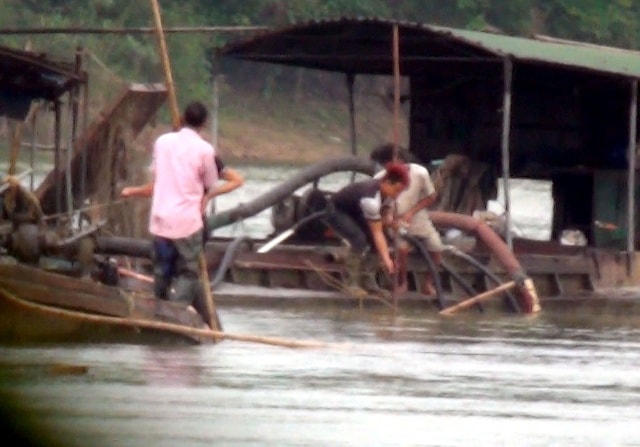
[204,17,640,316]
[5,17,640,342]
[0,44,209,344]
[145,17,640,317]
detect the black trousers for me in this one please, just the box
[324,206,371,256]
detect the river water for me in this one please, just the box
[3,164,640,447]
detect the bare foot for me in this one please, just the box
[395,281,408,294]
[422,282,437,296]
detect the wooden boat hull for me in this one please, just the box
[200,237,640,314]
[0,262,208,345]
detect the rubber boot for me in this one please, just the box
[361,256,391,299]
[343,253,368,299]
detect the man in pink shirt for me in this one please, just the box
[122,101,217,324]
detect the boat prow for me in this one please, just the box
[0,261,211,345]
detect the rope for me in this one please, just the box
[303,259,397,310]
[83,48,127,85]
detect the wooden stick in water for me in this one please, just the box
[440,281,517,316]
[0,286,330,349]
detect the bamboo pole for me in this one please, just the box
[149,0,220,331]
[118,267,154,284]
[439,281,517,316]
[150,0,180,131]
[0,286,330,349]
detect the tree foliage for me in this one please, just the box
[1,0,639,110]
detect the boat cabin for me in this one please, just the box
[217,18,640,252]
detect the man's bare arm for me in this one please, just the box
[121,182,153,198]
[368,220,394,274]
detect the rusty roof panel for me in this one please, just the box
[218,17,640,79]
[0,44,84,102]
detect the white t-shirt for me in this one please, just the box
[374,163,436,214]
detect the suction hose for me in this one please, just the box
[446,245,521,313]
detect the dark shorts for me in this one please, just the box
[152,230,203,303]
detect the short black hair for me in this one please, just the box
[370,143,415,165]
[183,101,208,128]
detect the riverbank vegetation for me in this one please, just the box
[2,1,640,163]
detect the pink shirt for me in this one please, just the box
[149,127,217,239]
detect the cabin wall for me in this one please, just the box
[409,66,638,246]
[409,67,630,174]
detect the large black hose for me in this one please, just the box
[439,259,484,313]
[209,235,253,289]
[206,156,376,231]
[95,156,376,259]
[446,246,521,313]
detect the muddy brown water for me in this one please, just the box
[1,307,640,447]
[3,165,639,446]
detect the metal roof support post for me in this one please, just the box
[65,91,74,219]
[68,46,82,224]
[392,24,401,162]
[29,105,37,191]
[500,57,513,250]
[54,100,62,215]
[346,73,357,182]
[80,60,89,212]
[626,78,637,274]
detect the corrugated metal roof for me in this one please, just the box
[219,17,640,79]
[0,44,84,101]
[432,24,640,79]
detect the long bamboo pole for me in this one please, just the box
[149,0,220,331]
[0,286,330,349]
[439,281,517,316]
[150,0,180,131]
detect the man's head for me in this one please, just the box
[182,101,209,129]
[380,162,410,199]
[370,143,415,166]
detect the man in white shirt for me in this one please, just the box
[371,144,445,295]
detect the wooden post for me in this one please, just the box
[149,0,221,331]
